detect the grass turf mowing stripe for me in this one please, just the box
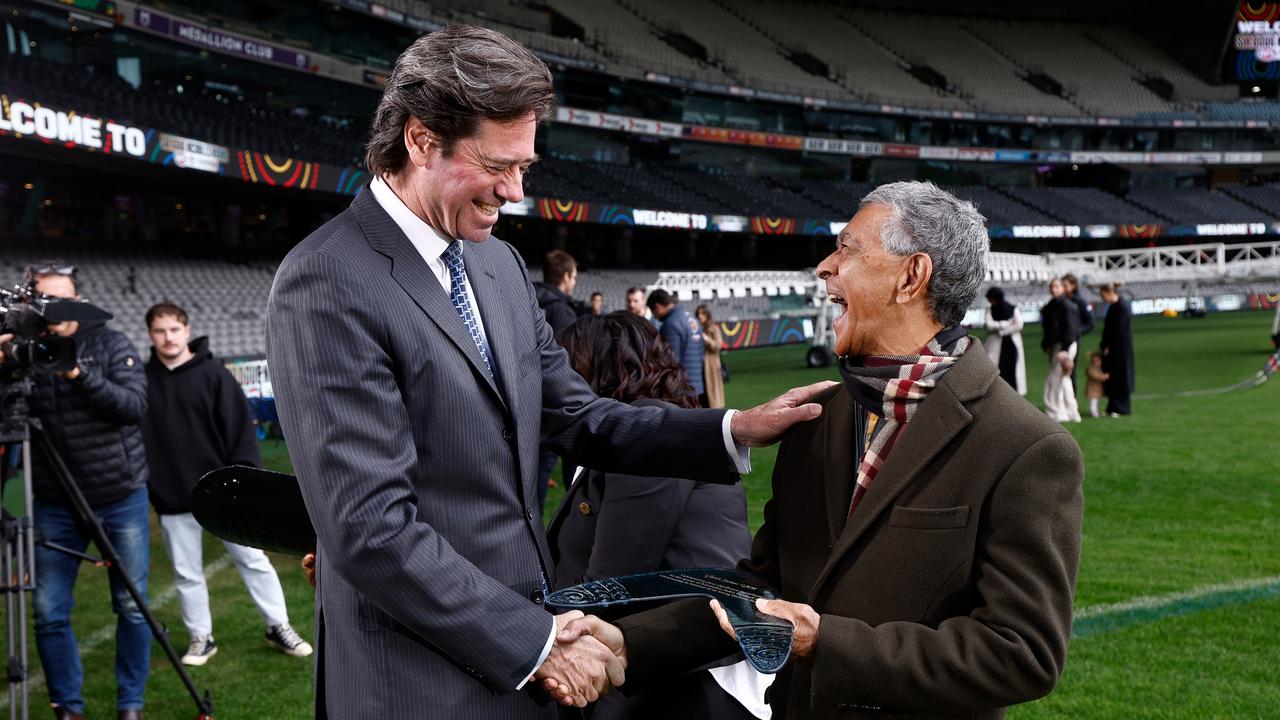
[1072,575,1280,639]
[0,553,235,711]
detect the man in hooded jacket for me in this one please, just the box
[140,302,312,668]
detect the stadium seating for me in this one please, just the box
[543,0,735,83]
[1126,188,1278,225]
[947,186,1061,227]
[959,19,1194,118]
[0,252,276,360]
[1219,183,1280,216]
[999,187,1164,226]
[848,10,1079,116]
[620,0,852,99]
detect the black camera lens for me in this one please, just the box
[30,337,78,373]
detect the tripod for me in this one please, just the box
[1,382,214,719]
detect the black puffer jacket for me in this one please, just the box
[28,319,149,508]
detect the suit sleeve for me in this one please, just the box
[505,245,737,483]
[807,430,1084,714]
[76,330,147,425]
[214,366,262,467]
[267,250,554,690]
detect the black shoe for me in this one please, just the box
[265,622,313,657]
[50,706,85,720]
[118,710,144,720]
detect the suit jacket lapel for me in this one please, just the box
[466,256,520,417]
[350,188,506,409]
[809,344,991,598]
[822,389,857,544]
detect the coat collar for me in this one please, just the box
[809,342,996,597]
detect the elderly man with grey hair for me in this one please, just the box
[557,182,1085,719]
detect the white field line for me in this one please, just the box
[1074,574,1280,619]
[1,554,234,711]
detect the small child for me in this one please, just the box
[1085,351,1109,418]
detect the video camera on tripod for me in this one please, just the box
[0,280,112,379]
[1,275,215,719]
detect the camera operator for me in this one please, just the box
[0,263,151,720]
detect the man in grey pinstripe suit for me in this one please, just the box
[266,25,832,719]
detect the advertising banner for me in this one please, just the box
[132,6,312,70]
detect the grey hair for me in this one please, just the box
[364,24,555,174]
[859,181,989,327]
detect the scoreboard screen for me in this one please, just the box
[1228,2,1280,82]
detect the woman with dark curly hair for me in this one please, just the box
[548,312,762,720]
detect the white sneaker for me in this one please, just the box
[265,623,313,657]
[182,635,217,666]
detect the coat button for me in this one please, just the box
[501,428,514,441]
[578,502,591,516]
[531,589,545,604]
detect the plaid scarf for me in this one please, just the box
[838,328,971,517]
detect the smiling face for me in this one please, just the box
[400,113,538,243]
[815,204,916,357]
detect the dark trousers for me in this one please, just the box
[1107,391,1132,415]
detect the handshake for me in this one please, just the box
[533,612,626,707]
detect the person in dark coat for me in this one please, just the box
[141,302,312,667]
[647,289,706,405]
[533,249,588,334]
[1061,274,1094,392]
[532,249,589,508]
[552,182,1082,719]
[0,264,151,720]
[1098,283,1135,416]
[548,312,760,720]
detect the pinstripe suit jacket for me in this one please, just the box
[266,187,737,719]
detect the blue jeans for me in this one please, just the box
[34,487,151,713]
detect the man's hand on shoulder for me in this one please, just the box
[539,614,627,707]
[730,380,839,448]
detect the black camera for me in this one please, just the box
[1,282,112,377]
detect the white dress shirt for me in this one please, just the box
[368,176,490,349]
[366,175,751,688]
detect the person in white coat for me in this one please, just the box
[984,287,1026,396]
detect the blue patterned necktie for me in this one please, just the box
[441,240,493,376]
[443,240,548,597]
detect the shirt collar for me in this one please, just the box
[368,175,454,263]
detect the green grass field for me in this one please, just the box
[4,310,1277,718]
